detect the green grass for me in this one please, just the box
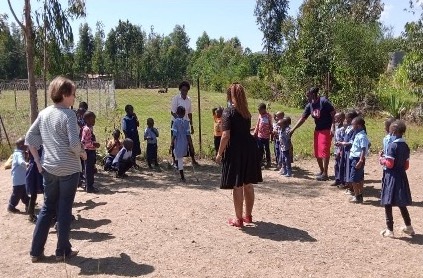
[1,87,423,161]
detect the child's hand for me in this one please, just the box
[355,160,364,169]
[80,151,87,161]
[379,150,384,157]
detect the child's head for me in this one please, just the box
[384,117,396,134]
[176,106,186,118]
[147,118,154,127]
[275,111,285,121]
[79,101,88,110]
[15,137,26,151]
[124,104,134,115]
[77,108,86,118]
[112,129,121,139]
[334,112,345,125]
[345,110,359,125]
[258,103,267,114]
[389,120,406,137]
[215,106,223,118]
[83,111,96,126]
[352,116,365,131]
[123,138,134,151]
[284,116,292,126]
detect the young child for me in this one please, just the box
[278,117,292,177]
[113,138,134,178]
[25,145,43,222]
[104,129,122,171]
[144,118,159,168]
[379,117,396,190]
[171,106,193,182]
[272,111,285,169]
[254,103,273,168]
[8,137,30,213]
[336,110,359,192]
[379,120,415,237]
[347,116,369,203]
[332,112,346,187]
[81,111,100,193]
[285,116,294,164]
[212,106,224,156]
[122,104,141,168]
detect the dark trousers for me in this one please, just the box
[117,159,133,176]
[9,184,29,209]
[334,153,345,184]
[146,143,158,166]
[85,150,96,190]
[30,171,79,257]
[103,155,116,171]
[280,150,292,174]
[257,138,271,164]
[214,136,221,154]
[274,140,281,165]
[27,193,38,216]
[385,205,411,231]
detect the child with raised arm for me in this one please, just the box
[212,106,224,157]
[171,106,193,182]
[113,138,134,178]
[81,111,100,193]
[122,104,141,168]
[379,120,415,237]
[104,129,122,171]
[254,103,273,168]
[8,137,30,213]
[332,112,346,187]
[144,118,159,168]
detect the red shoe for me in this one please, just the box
[228,218,244,228]
[243,215,253,224]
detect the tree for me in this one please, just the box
[92,21,106,75]
[74,23,94,75]
[254,0,289,55]
[7,0,86,122]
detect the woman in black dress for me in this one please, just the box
[216,83,262,228]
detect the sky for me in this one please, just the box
[1,0,422,52]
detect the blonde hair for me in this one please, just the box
[49,76,76,103]
[227,83,251,119]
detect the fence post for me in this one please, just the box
[14,83,17,110]
[197,77,202,158]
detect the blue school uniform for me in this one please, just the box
[144,127,159,164]
[380,138,412,206]
[172,118,190,158]
[122,114,141,157]
[341,125,355,183]
[334,124,346,184]
[381,134,395,187]
[348,129,369,183]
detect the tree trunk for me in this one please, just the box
[25,0,38,123]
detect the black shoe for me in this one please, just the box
[86,187,99,193]
[7,207,20,213]
[28,214,38,223]
[180,177,186,182]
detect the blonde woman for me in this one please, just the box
[216,83,262,228]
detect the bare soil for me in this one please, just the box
[0,153,422,277]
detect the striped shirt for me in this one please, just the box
[25,105,82,176]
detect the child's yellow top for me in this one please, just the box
[213,115,222,137]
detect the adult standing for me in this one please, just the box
[170,81,198,165]
[26,76,86,262]
[289,87,335,181]
[216,83,262,228]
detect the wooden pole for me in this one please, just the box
[197,77,202,158]
[0,115,12,151]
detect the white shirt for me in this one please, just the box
[170,93,192,121]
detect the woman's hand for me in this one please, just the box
[215,153,222,163]
[35,160,43,173]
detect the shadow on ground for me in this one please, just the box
[243,221,317,242]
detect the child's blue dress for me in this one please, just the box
[172,118,190,158]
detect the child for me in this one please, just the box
[8,137,30,213]
[81,111,100,193]
[212,106,224,156]
[272,111,285,169]
[332,112,346,187]
[144,118,159,168]
[25,145,44,222]
[278,117,292,177]
[285,116,294,164]
[171,106,193,182]
[379,120,415,237]
[113,138,134,178]
[347,116,369,203]
[104,129,122,171]
[253,103,273,168]
[336,110,359,192]
[122,105,141,168]
[379,117,396,190]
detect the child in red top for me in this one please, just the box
[254,103,273,168]
[81,111,100,193]
[212,106,223,156]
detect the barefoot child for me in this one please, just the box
[379,120,415,237]
[144,118,159,168]
[81,111,100,193]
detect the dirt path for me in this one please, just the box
[0,153,422,277]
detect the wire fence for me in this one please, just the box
[0,79,224,161]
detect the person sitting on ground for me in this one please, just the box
[104,129,122,171]
[112,138,134,178]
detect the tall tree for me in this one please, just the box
[74,23,94,75]
[7,0,86,122]
[92,21,106,75]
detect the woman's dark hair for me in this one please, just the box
[308,87,319,97]
[390,120,407,135]
[179,81,190,90]
[176,106,186,117]
[258,103,267,110]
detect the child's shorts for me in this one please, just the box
[349,157,364,183]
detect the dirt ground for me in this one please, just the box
[0,152,422,278]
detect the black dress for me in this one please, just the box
[220,107,262,189]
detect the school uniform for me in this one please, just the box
[279,126,292,176]
[334,124,346,185]
[112,147,133,177]
[122,114,141,158]
[8,149,29,211]
[381,134,395,188]
[348,129,369,183]
[341,126,355,183]
[104,139,122,171]
[172,117,191,170]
